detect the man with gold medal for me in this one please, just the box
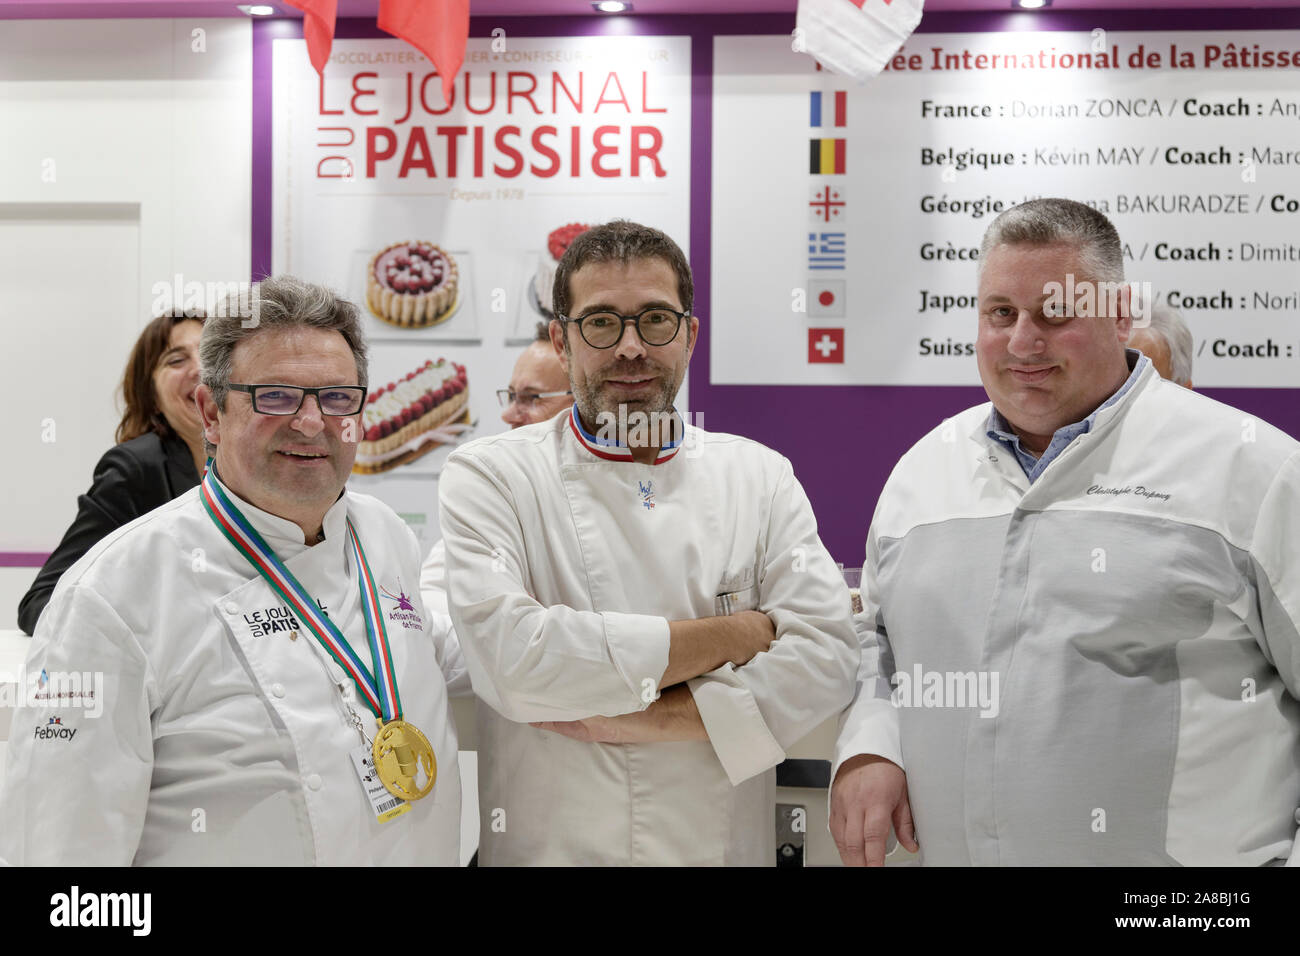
[0,276,460,865]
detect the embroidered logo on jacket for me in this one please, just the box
[381,581,425,630]
[0,671,102,719]
[638,480,656,510]
[244,600,328,637]
[34,715,77,741]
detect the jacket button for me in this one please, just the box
[271,683,286,698]
[306,774,322,791]
[225,602,239,614]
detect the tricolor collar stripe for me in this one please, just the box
[569,405,685,451]
[568,406,625,449]
[567,406,683,465]
[568,418,635,462]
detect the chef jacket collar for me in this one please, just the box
[209,467,349,558]
[567,404,684,465]
[981,348,1152,480]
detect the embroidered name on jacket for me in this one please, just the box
[638,480,656,510]
[1086,484,1172,502]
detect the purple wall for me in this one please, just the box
[253,10,1300,567]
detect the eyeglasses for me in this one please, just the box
[227,383,368,416]
[496,388,572,409]
[557,307,688,350]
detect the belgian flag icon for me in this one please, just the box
[810,138,846,175]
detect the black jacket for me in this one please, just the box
[17,431,200,635]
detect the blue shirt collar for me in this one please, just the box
[986,349,1149,483]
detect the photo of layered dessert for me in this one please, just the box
[352,358,472,475]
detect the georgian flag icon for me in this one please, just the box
[809,279,845,318]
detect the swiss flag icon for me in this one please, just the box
[808,328,844,364]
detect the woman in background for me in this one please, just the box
[17,311,207,635]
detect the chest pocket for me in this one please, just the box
[714,568,759,616]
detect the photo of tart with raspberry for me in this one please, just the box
[365,241,459,328]
[533,223,590,316]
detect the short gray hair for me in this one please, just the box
[1143,302,1194,386]
[979,198,1124,286]
[200,274,369,410]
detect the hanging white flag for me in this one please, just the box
[796,0,925,81]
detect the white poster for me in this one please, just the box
[712,31,1300,387]
[272,34,691,541]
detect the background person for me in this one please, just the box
[17,310,207,635]
[1129,301,1194,387]
[498,321,575,429]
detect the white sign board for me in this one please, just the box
[712,31,1300,387]
[272,34,692,534]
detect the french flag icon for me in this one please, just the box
[810,90,847,127]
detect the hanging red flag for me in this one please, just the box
[379,0,471,107]
[285,0,338,77]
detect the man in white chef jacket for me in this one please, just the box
[439,221,858,865]
[831,199,1300,867]
[0,275,460,865]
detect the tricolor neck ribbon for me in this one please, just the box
[567,405,684,464]
[199,468,402,723]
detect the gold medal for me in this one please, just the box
[372,719,437,801]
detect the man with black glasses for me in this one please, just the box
[0,275,461,865]
[438,220,857,866]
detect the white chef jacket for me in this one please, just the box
[0,476,460,866]
[438,409,858,865]
[418,540,472,698]
[834,362,1300,865]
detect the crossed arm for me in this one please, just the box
[438,451,857,768]
[531,610,776,743]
